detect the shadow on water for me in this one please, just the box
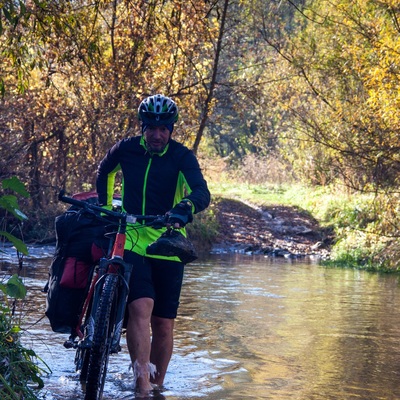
[3,246,400,399]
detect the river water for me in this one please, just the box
[3,247,400,399]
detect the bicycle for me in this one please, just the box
[58,191,167,400]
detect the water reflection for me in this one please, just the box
[3,249,400,399]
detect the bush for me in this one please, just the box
[0,275,50,399]
[1,177,50,398]
[187,204,219,253]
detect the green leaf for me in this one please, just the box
[0,78,4,97]
[2,176,30,198]
[0,283,6,295]
[10,325,21,333]
[3,8,13,24]
[0,195,28,220]
[0,231,29,255]
[19,1,26,17]
[0,194,18,210]
[6,274,27,299]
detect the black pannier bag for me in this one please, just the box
[44,192,111,335]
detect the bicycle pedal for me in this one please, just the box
[63,339,75,349]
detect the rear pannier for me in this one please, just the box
[44,192,110,334]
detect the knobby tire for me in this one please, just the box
[75,305,93,383]
[84,274,118,400]
[75,346,90,382]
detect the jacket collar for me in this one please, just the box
[140,135,169,156]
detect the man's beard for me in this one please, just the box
[145,141,167,154]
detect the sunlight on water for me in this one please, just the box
[4,250,400,399]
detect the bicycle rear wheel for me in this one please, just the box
[84,274,118,400]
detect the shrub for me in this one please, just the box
[0,177,50,398]
[0,275,50,399]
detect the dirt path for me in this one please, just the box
[212,198,332,259]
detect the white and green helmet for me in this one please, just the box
[138,94,179,126]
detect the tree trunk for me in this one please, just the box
[192,0,230,155]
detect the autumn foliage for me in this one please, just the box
[1,0,400,266]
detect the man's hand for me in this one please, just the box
[166,200,193,228]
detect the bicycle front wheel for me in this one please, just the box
[76,303,94,383]
[75,345,90,383]
[84,274,118,400]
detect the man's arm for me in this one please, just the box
[178,151,211,214]
[96,144,122,206]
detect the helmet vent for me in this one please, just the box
[138,94,179,126]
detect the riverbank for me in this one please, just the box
[208,198,333,259]
[196,182,400,272]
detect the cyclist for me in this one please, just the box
[96,94,210,395]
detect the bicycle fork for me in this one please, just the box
[82,257,133,353]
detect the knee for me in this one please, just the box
[151,316,174,337]
[128,297,154,321]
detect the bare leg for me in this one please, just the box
[150,315,174,386]
[126,298,154,393]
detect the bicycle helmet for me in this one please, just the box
[138,94,179,126]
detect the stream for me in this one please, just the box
[2,247,400,399]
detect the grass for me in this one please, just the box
[208,181,336,223]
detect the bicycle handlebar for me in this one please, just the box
[58,190,166,227]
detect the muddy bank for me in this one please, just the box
[211,198,333,259]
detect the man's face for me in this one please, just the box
[143,125,171,153]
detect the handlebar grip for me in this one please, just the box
[58,189,65,201]
[58,190,88,208]
[58,190,119,218]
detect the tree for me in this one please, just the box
[256,0,400,189]
[0,0,222,207]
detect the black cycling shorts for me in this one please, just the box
[124,250,185,319]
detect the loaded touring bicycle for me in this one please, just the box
[45,190,196,399]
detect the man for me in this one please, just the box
[96,94,210,395]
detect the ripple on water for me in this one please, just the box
[13,252,400,399]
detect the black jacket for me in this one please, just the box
[96,136,210,216]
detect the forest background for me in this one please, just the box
[1,0,400,271]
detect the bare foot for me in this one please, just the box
[132,361,157,397]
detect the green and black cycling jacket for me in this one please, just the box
[96,135,211,258]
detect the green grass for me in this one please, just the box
[209,181,288,205]
[209,182,337,223]
[209,181,378,227]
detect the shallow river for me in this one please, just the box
[4,248,400,399]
